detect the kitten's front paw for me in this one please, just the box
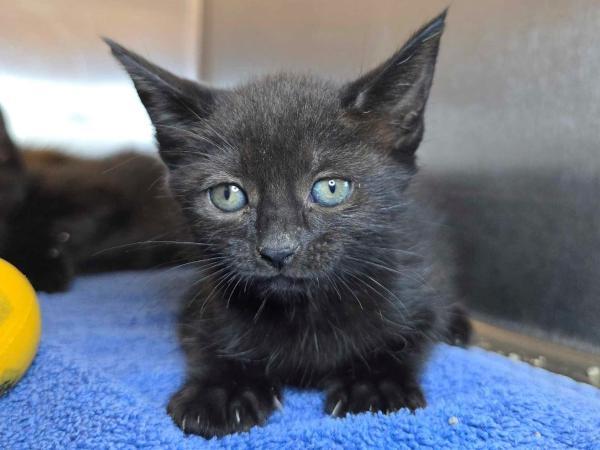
[167,379,282,437]
[18,249,74,293]
[324,377,425,418]
[31,262,72,292]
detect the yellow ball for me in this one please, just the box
[0,258,41,395]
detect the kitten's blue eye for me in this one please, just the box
[311,178,351,207]
[209,183,247,212]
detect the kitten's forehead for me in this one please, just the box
[232,73,339,123]
[212,74,347,183]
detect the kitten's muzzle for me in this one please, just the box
[258,245,297,270]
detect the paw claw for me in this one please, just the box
[168,379,281,437]
[324,376,425,417]
[331,400,343,417]
[273,395,283,411]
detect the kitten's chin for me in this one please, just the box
[256,274,308,294]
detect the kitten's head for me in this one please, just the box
[107,12,445,296]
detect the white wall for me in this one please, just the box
[0,0,202,155]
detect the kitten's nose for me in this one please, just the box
[258,246,296,270]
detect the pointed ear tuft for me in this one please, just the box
[341,10,447,159]
[0,106,22,169]
[104,38,218,167]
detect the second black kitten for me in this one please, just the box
[0,108,187,292]
[108,11,471,438]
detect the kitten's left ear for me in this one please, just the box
[340,11,447,159]
[104,38,220,168]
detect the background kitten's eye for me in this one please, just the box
[209,184,247,212]
[311,178,351,207]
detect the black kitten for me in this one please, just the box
[108,11,471,438]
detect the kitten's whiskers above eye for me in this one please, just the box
[155,124,236,157]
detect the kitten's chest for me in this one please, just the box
[222,304,395,380]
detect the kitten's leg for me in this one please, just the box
[167,360,282,437]
[28,249,74,293]
[322,351,426,418]
[445,303,472,346]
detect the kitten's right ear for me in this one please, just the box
[340,11,446,163]
[104,38,218,167]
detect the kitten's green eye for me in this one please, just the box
[311,178,351,207]
[209,183,247,212]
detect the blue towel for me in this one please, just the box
[1,270,599,449]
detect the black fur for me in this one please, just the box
[108,11,471,438]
